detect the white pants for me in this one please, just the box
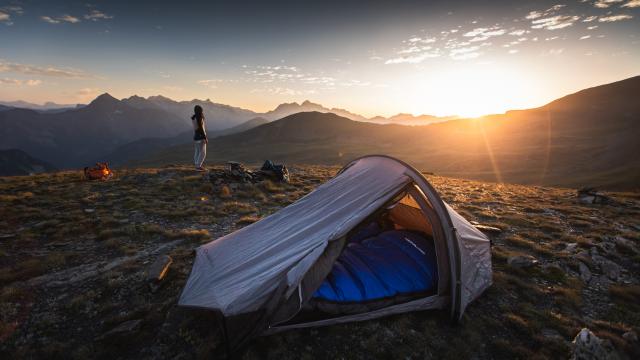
[194,140,206,168]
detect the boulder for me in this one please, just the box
[571,328,621,360]
[473,224,503,235]
[507,255,538,269]
[566,243,579,253]
[579,261,592,283]
[147,255,173,292]
[622,331,638,343]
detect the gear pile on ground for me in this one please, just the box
[209,161,290,189]
[83,162,114,181]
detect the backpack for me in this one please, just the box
[260,160,290,183]
[84,162,114,180]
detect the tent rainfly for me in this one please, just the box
[179,155,492,348]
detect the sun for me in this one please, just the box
[403,63,532,118]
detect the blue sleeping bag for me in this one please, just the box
[313,229,438,302]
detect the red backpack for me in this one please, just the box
[84,162,114,180]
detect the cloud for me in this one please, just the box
[385,51,441,64]
[198,79,224,89]
[41,14,80,24]
[509,29,527,36]
[0,5,23,25]
[531,15,580,30]
[0,78,42,86]
[386,34,443,64]
[0,60,96,78]
[598,14,633,22]
[593,0,624,8]
[580,35,591,40]
[250,87,313,96]
[464,26,506,42]
[84,10,113,21]
[450,46,481,60]
[583,16,598,22]
[622,0,640,8]
[525,4,566,20]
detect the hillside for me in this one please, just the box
[0,94,189,168]
[138,76,640,190]
[0,149,57,176]
[103,117,269,166]
[0,166,638,358]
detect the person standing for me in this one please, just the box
[192,105,207,171]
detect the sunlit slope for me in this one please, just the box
[137,76,640,190]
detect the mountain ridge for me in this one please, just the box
[136,76,640,190]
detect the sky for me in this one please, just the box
[0,0,639,117]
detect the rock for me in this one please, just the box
[473,224,503,234]
[577,188,611,205]
[603,263,621,281]
[571,328,621,360]
[592,255,621,281]
[576,251,593,266]
[98,319,142,342]
[579,261,592,283]
[147,255,173,292]
[507,255,538,269]
[566,243,579,253]
[622,331,638,343]
[614,236,638,254]
[579,195,597,204]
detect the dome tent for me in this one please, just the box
[179,155,492,349]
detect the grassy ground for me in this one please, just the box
[0,165,638,359]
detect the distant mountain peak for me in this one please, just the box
[88,93,121,108]
[147,95,174,103]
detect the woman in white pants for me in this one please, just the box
[191,105,207,171]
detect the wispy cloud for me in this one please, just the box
[580,35,591,40]
[525,5,566,20]
[41,14,81,24]
[385,34,442,64]
[250,87,315,96]
[385,51,441,64]
[0,60,96,79]
[198,79,224,89]
[531,15,580,30]
[463,26,506,42]
[598,14,633,22]
[0,78,42,86]
[84,10,113,21]
[449,46,481,60]
[593,0,624,8]
[622,0,640,8]
[0,5,23,25]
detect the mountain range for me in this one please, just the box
[136,76,640,190]
[0,76,638,189]
[0,92,450,169]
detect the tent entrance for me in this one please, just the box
[274,183,450,327]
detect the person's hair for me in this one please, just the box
[192,105,204,120]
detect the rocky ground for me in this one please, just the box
[0,165,638,359]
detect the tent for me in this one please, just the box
[179,155,492,348]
